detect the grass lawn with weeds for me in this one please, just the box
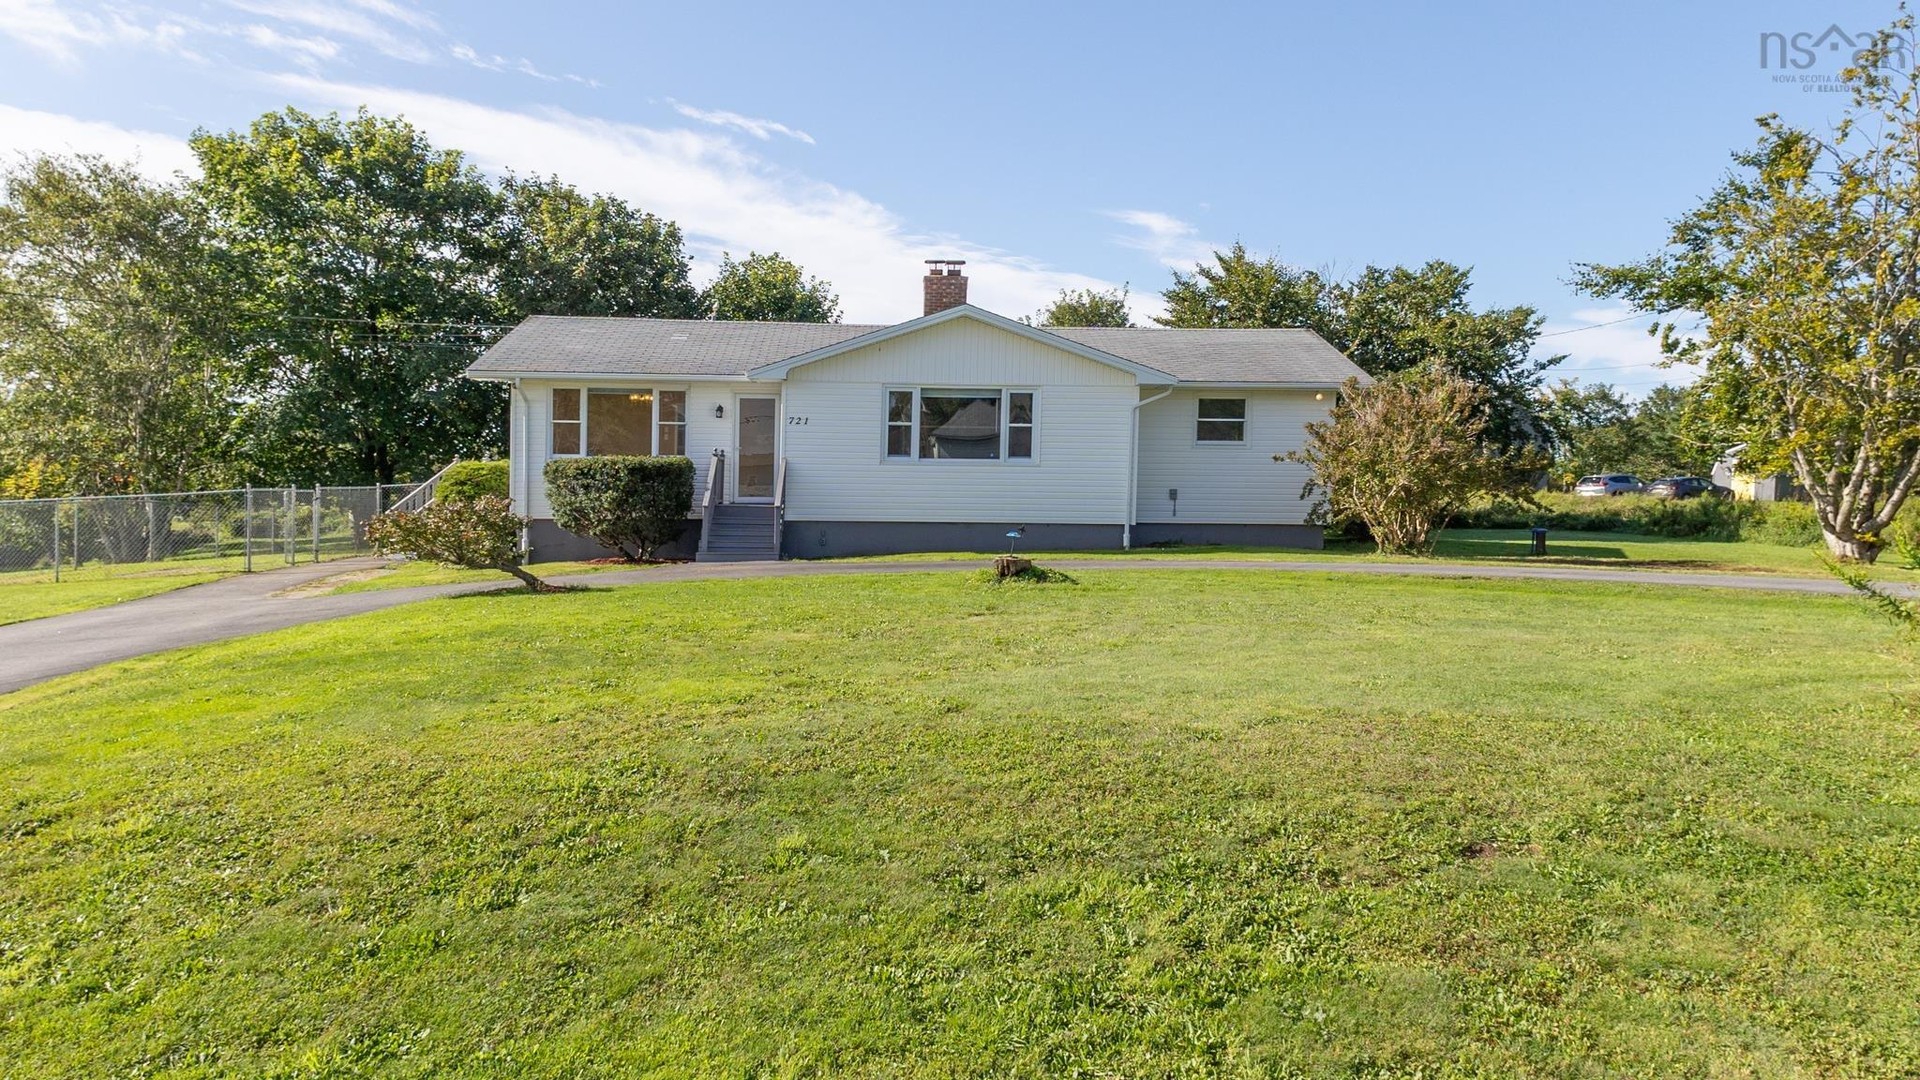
[833,527,1919,580]
[2,570,1918,1076]
[0,569,228,625]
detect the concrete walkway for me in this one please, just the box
[0,554,1898,696]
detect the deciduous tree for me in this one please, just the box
[495,175,702,319]
[1159,246,1560,452]
[1576,15,1920,561]
[703,251,840,322]
[193,108,510,485]
[0,154,236,495]
[1035,285,1131,327]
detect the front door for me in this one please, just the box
[734,396,778,501]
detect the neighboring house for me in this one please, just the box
[1710,445,1807,503]
[464,261,1369,561]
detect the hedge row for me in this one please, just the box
[1453,493,1825,546]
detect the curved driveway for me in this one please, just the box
[0,555,1898,696]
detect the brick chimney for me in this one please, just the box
[923,259,968,316]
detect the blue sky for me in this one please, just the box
[0,0,1904,395]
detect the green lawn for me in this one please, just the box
[837,527,1916,580]
[0,570,228,625]
[323,557,654,593]
[2,570,1917,1076]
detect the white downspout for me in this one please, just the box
[508,378,528,557]
[1125,387,1174,550]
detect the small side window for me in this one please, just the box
[1197,398,1246,442]
[1008,392,1034,459]
[552,388,581,455]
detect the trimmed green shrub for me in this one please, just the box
[436,459,509,503]
[543,456,694,561]
[366,496,547,590]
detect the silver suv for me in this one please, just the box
[1575,474,1644,497]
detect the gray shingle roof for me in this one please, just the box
[468,316,886,377]
[467,312,1367,386]
[1046,327,1367,385]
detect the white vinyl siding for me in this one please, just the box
[781,316,1135,523]
[513,378,735,519]
[1135,388,1331,525]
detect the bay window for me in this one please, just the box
[884,388,1035,462]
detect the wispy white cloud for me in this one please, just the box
[669,99,814,145]
[1105,208,1218,270]
[0,103,198,178]
[241,22,339,66]
[0,0,193,63]
[451,43,598,87]
[265,74,1116,322]
[221,0,436,62]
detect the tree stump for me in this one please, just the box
[994,555,1033,578]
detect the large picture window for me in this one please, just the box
[551,387,686,457]
[884,388,1035,462]
[587,389,653,455]
[1196,398,1246,443]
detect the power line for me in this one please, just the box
[1537,312,1662,337]
[0,287,516,333]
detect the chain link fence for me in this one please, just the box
[0,483,426,584]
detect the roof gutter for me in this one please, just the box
[467,371,754,383]
[1124,388,1175,550]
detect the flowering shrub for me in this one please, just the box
[365,495,548,590]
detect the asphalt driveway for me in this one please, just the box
[0,555,1898,696]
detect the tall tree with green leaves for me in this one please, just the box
[1159,247,1559,451]
[0,154,236,495]
[494,175,702,319]
[1576,15,1920,561]
[1035,285,1131,327]
[193,108,507,484]
[1157,243,1328,330]
[702,251,840,322]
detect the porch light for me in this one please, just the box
[1314,392,1325,401]
[714,403,726,418]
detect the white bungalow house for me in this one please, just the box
[464,261,1369,561]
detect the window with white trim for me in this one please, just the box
[1196,397,1246,442]
[550,387,688,457]
[657,390,687,455]
[552,388,582,454]
[884,388,1035,461]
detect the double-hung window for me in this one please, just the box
[884,388,1036,462]
[551,387,686,456]
[552,389,583,454]
[1196,398,1247,443]
[657,390,687,455]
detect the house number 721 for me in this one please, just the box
[786,416,810,425]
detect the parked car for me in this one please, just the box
[1574,474,1644,497]
[1646,476,1723,500]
